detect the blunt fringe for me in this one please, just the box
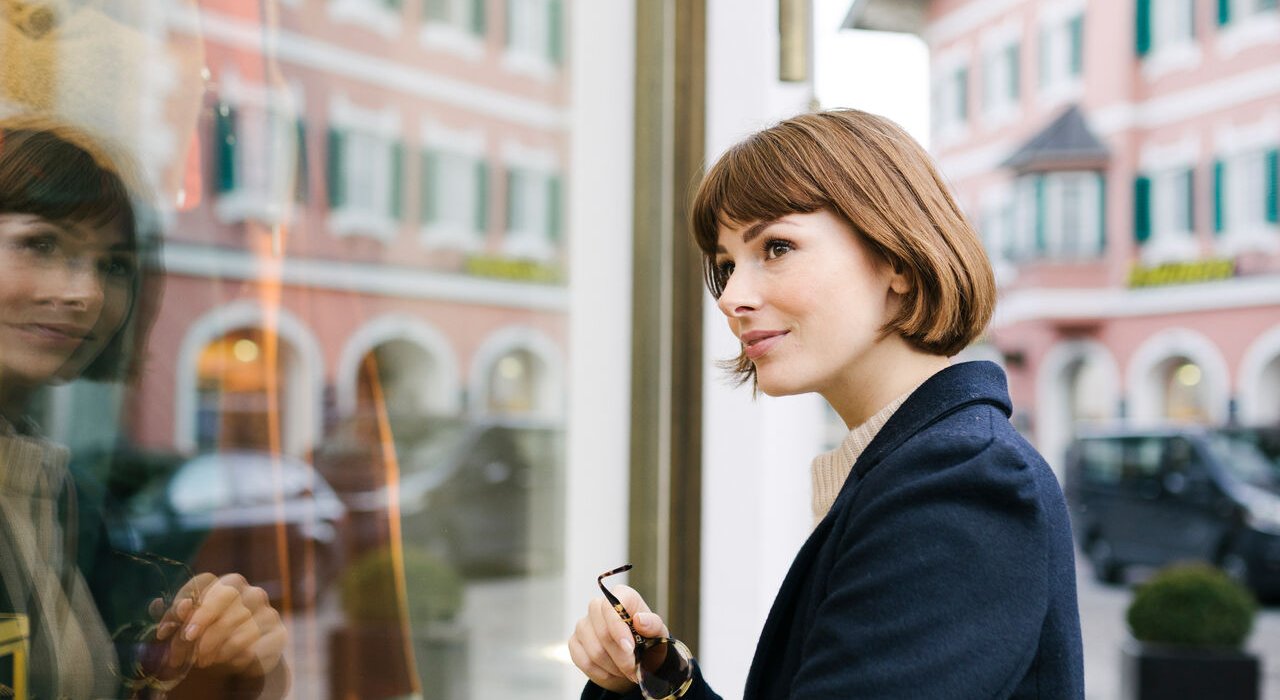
[691,109,996,386]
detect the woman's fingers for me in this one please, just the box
[152,572,286,675]
[589,595,638,682]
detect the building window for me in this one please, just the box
[328,0,404,37]
[1134,167,1199,263]
[213,101,307,224]
[982,42,1020,123]
[1221,0,1280,25]
[503,0,563,76]
[1219,148,1280,238]
[1136,0,1200,75]
[422,0,487,56]
[327,124,404,241]
[504,166,562,260]
[421,148,489,251]
[1038,13,1083,99]
[933,63,969,137]
[1014,172,1103,261]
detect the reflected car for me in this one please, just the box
[342,420,565,578]
[1064,427,1280,599]
[116,451,347,607]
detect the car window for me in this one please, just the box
[1207,433,1280,492]
[1078,438,1123,486]
[169,457,233,513]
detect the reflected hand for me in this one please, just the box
[568,584,669,693]
[154,573,287,676]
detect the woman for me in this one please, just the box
[569,110,1084,698]
[0,118,288,698]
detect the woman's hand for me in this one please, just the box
[568,584,670,693]
[154,573,287,677]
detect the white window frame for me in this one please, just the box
[328,96,401,242]
[1043,172,1103,260]
[214,71,305,226]
[980,184,1018,284]
[502,0,557,80]
[980,19,1021,129]
[1036,2,1084,109]
[1138,135,1201,264]
[502,140,560,261]
[1218,0,1280,56]
[930,46,971,148]
[420,121,488,252]
[1213,115,1280,256]
[1142,0,1201,79]
[327,0,403,38]
[420,0,486,59]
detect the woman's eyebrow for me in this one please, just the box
[716,218,781,252]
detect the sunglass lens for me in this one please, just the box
[636,638,692,699]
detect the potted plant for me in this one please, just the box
[1121,562,1260,700]
[329,544,469,700]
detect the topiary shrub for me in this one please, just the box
[1127,562,1257,649]
[340,545,464,625]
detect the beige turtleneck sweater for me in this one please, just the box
[810,388,917,526]
[0,415,116,698]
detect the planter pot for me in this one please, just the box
[1121,639,1260,700]
[329,622,469,700]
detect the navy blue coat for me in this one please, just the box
[584,361,1084,699]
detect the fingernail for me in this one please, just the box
[183,624,199,641]
[156,622,175,641]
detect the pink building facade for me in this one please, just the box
[848,0,1280,472]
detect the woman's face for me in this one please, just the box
[0,212,134,390]
[713,209,909,402]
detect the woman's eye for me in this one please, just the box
[764,239,793,259]
[716,260,734,278]
[100,256,135,279]
[22,235,57,255]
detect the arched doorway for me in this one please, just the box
[1154,356,1211,424]
[195,327,304,453]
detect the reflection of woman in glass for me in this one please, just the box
[0,118,287,697]
[570,110,1083,698]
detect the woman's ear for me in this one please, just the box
[889,266,912,295]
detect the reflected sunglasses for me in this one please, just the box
[598,564,694,700]
[107,550,200,699]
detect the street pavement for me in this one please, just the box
[1077,558,1280,700]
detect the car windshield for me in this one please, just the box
[1207,431,1280,492]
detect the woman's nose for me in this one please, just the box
[55,259,104,310]
[716,268,759,318]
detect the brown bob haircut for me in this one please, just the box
[0,117,161,381]
[691,109,996,386]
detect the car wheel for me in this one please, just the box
[1087,536,1123,585]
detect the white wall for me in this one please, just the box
[701,0,820,696]
[562,0,636,693]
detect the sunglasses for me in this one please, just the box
[597,564,694,700]
[107,550,200,699]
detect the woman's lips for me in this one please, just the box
[742,330,788,360]
[11,323,92,349]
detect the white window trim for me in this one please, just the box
[1142,0,1201,80]
[420,121,489,252]
[1217,6,1280,56]
[931,45,972,148]
[502,0,557,81]
[1212,113,1280,256]
[328,0,402,39]
[979,19,1021,128]
[980,183,1018,285]
[420,22,486,60]
[1144,168,1199,266]
[328,95,402,242]
[214,69,306,226]
[1035,9,1084,110]
[1043,172,1103,260]
[501,139,560,261]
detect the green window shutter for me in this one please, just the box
[1007,43,1020,100]
[471,0,487,35]
[390,140,405,220]
[956,67,969,123]
[425,0,447,21]
[294,119,309,203]
[1184,168,1195,232]
[1261,0,1278,11]
[547,0,563,64]
[1218,0,1232,25]
[1189,0,1197,38]
[546,173,562,243]
[1034,175,1047,255]
[1136,0,1152,56]
[1069,15,1084,76]
[215,103,237,194]
[474,159,490,231]
[1266,148,1279,224]
[1134,175,1152,243]
[1213,160,1225,234]
[327,127,346,208]
[421,149,440,224]
[506,167,521,232]
[1097,173,1108,255]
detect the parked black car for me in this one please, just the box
[1064,427,1280,599]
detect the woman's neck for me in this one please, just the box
[823,338,949,429]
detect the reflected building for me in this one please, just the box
[847,0,1280,474]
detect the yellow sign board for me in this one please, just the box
[1128,259,1235,288]
[0,614,28,700]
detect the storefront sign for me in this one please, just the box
[1128,259,1235,288]
[465,255,564,284]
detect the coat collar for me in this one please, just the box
[851,360,1012,482]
